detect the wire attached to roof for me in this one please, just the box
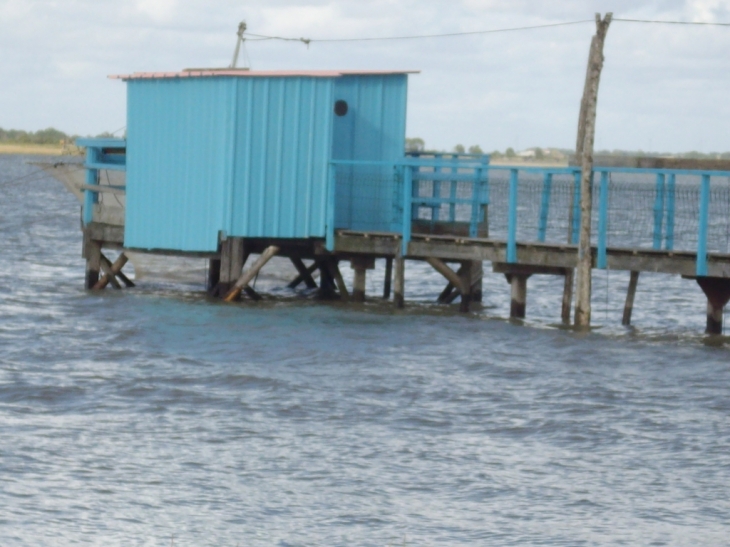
[245,20,595,44]
[244,17,729,46]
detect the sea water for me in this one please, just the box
[1,155,728,546]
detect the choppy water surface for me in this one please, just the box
[1,155,729,546]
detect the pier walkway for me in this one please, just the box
[77,142,730,334]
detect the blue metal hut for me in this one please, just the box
[111,69,415,252]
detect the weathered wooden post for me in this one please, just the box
[508,274,530,319]
[350,257,374,302]
[383,257,393,299]
[83,232,102,290]
[696,278,730,335]
[393,252,405,309]
[622,271,640,326]
[574,12,612,327]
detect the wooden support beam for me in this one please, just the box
[223,245,279,302]
[394,252,405,309]
[622,271,640,326]
[426,257,466,293]
[438,282,455,304]
[574,13,612,328]
[288,258,318,289]
[207,258,221,293]
[329,260,350,300]
[352,267,366,302]
[561,269,574,325]
[507,274,530,319]
[316,259,338,300]
[459,261,472,313]
[470,260,484,303]
[216,237,245,296]
[83,232,101,290]
[696,277,730,335]
[383,257,393,299]
[95,253,131,290]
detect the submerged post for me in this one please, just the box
[574,12,612,328]
[696,278,730,335]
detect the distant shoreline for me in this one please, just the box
[0,143,80,156]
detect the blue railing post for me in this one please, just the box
[433,153,442,221]
[326,163,336,251]
[696,174,711,276]
[537,172,552,242]
[470,167,482,238]
[665,173,676,250]
[653,173,666,250]
[597,171,609,269]
[507,169,519,263]
[82,146,100,226]
[571,171,581,244]
[449,156,458,222]
[402,165,413,256]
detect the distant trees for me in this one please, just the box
[406,137,425,152]
[0,127,72,145]
[453,144,465,154]
[505,147,516,158]
[468,145,483,154]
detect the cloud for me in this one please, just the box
[0,0,728,152]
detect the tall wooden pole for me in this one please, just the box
[574,13,612,327]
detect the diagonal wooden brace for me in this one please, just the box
[224,245,280,302]
[94,252,130,290]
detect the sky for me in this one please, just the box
[0,0,728,153]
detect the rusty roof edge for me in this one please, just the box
[108,69,420,81]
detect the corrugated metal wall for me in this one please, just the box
[124,74,407,252]
[227,77,334,239]
[332,75,408,232]
[125,78,235,251]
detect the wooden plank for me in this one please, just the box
[223,245,280,302]
[79,184,126,195]
[87,222,124,245]
[492,263,568,276]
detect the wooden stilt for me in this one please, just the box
[574,13,612,327]
[325,260,348,299]
[459,261,472,313]
[438,282,455,303]
[622,271,640,326]
[352,267,366,302]
[207,257,221,293]
[95,252,130,290]
[509,274,529,319]
[383,257,393,299]
[289,258,318,289]
[561,269,574,325]
[393,252,405,309]
[426,257,466,294]
[84,234,101,290]
[470,260,484,303]
[216,237,245,297]
[696,277,730,335]
[316,259,338,299]
[223,245,279,302]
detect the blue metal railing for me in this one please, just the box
[328,158,730,276]
[76,138,126,226]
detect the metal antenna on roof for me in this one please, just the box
[229,21,250,69]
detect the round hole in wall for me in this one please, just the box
[334,100,348,116]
